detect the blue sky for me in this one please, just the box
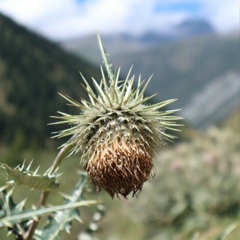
[0,0,238,40]
[154,2,202,13]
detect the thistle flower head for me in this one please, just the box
[53,34,182,198]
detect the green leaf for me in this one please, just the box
[0,199,97,227]
[1,163,60,191]
[97,33,114,84]
[37,173,96,240]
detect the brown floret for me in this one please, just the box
[85,137,154,198]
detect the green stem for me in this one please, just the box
[24,143,74,240]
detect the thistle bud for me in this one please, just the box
[53,34,182,198]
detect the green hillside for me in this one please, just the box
[0,13,102,147]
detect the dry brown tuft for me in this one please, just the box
[85,137,154,198]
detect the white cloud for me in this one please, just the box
[206,0,239,32]
[0,0,238,40]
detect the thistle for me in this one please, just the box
[53,34,181,198]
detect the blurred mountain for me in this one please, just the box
[61,18,216,61]
[175,18,215,37]
[61,21,239,130]
[139,19,215,42]
[0,13,102,147]
[110,35,239,129]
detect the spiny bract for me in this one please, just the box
[53,34,182,198]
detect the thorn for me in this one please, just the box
[26,160,34,171]
[33,166,40,176]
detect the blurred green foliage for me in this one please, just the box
[116,126,240,240]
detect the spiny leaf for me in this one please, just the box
[37,173,91,240]
[1,163,60,191]
[0,200,97,225]
[0,185,31,237]
[97,33,114,84]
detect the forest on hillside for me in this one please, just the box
[0,13,102,148]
